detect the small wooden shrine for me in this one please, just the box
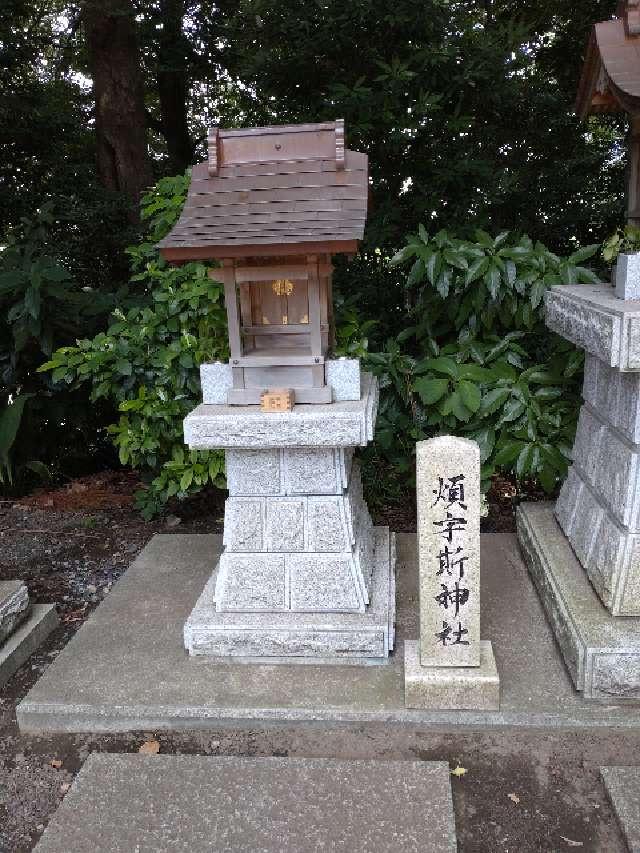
[576,0,640,225]
[159,120,368,404]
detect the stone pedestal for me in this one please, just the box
[0,580,58,688]
[517,282,640,698]
[183,371,395,662]
[404,436,499,710]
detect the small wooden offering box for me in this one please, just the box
[158,120,368,406]
[260,389,295,412]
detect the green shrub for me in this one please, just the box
[0,204,118,489]
[366,228,599,494]
[602,225,640,264]
[41,175,229,518]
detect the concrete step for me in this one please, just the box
[34,754,457,853]
[602,766,640,852]
[0,602,58,689]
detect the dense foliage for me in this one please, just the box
[41,170,599,513]
[0,205,119,486]
[40,175,228,517]
[0,0,627,506]
[361,229,599,499]
[602,225,640,263]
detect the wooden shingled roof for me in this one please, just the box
[576,2,640,118]
[158,120,368,261]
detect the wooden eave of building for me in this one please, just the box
[158,122,368,262]
[576,18,640,119]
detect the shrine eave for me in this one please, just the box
[160,238,360,263]
[576,19,640,119]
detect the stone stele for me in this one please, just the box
[418,435,481,667]
[405,436,499,711]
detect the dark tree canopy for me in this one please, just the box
[0,0,627,265]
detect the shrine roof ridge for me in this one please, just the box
[158,119,368,261]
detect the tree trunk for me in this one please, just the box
[157,0,194,174]
[83,0,153,220]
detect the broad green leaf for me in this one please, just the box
[480,387,510,415]
[499,398,526,423]
[470,426,495,462]
[569,244,599,264]
[425,252,440,285]
[465,257,489,286]
[0,394,31,461]
[413,376,449,405]
[538,465,557,493]
[485,266,501,299]
[414,356,459,378]
[407,257,425,287]
[436,267,451,298]
[530,279,546,309]
[115,359,133,376]
[446,390,471,421]
[389,244,416,266]
[493,440,523,466]
[444,249,468,270]
[458,379,481,412]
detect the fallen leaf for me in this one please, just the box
[508,793,520,804]
[450,765,467,777]
[559,837,583,848]
[138,739,160,755]
[50,759,63,769]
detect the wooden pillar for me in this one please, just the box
[628,115,640,227]
[307,254,324,388]
[221,259,244,390]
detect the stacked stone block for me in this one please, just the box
[517,282,640,699]
[556,355,640,614]
[218,455,375,613]
[183,368,395,661]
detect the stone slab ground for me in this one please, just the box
[602,766,640,852]
[32,754,456,853]
[16,531,640,733]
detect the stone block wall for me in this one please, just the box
[555,354,640,615]
[226,448,354,496]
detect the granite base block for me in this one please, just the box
[601,766,640,852]
[555,466,640,615]
[517,502,640,699]
[325,357,361,401]
[404,640,499,710]
[545,283,640,370]
[0,580,30,644]
[226,446,353,497]
[184,372,378,450]
[185,527,395,661]
[583,354,640,444]
[0,604,58,688]
[615,252,640,301]
[222,486,371,554]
